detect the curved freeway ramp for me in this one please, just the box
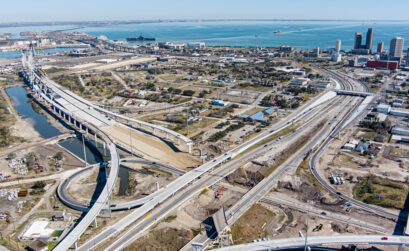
[21,53,121,250]
[216,235,409,251]
[56,159,185,212]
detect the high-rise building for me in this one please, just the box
[336,40,341,53]
[377,42,384,54]
[390,37,405,58]
[406,47,409,67]
[354,32,363,49]
[365,28,373,51]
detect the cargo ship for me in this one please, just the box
[126,35,155,42]
[274,30,281,35]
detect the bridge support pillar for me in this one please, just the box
[188,143,192,154]
[79,123,82,131]
[156,181,159,192]
[94,134,98,147]
[165,132,168,139]
[177,138,180,145]
[73,241,77,250]
[103,142,106,156]
[152,128,155,134]
[86,127,88,136]
[93,218,97,228]
[398,244,403,251]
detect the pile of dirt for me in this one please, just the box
[226,169,264,186]
[331,223,352,233]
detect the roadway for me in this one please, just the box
[216,235,409,251]
[22,50,121,251]
[308,70,400,220]
[83,89,347,250]
[56,158,185,212]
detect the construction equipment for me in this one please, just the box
[215,186,225,198]
[229,135,249,185]
[313,223,323,232]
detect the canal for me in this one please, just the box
[6,86,132,192]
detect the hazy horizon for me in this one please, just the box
[1,0,409,23]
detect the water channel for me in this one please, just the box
[6,86,132,194]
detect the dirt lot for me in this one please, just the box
[102,124,200,170]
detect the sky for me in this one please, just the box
[1,0,409,23]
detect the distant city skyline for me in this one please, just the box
[1,0,409,23]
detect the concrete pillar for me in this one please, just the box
[156,181,159,192]
[79,123,82,131]
[73,241,77,250]
[94,134,97,147]
[188,143,192,154]
[93,218,97,228]
[152,128,156,134]
[398,244,403,251]
[166,132,169,139]
[53,106,56,113]
[177,138,180,145]
[86,127,88,135]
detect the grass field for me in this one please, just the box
[353,175,409,210]
[231,203,274,244]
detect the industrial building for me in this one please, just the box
[290,77,310,86]
[366,60,399,70]
[391,125,409,136]
[211,100,230,106]
[376,104,391,114]
[242,108,275,122]
[390,108,409,117]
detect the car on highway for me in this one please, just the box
[381,237,388,240]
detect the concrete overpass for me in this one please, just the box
[335,89,373,97]
[22,49,120,250]
[216,235,409,251]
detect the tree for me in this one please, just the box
[182,90,195,96]
[54,152,64,161]
[7,152,16,160]
[32,181,46,189]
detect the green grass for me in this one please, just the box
[353,175,409,210]
[51,229,64,237]
[47,242,58,250]
[164,215,177,223]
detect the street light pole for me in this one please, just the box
[129,127,133,156]
[305,200,312,251]
[82,134,87,168]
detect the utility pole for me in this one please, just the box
[186,109,189,136]
[129,127,133,156]
[305,200,313,251]
[82,134,88,168]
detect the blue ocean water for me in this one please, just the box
[0,47,85,58]
[1,21,409,51]
[77,21,409,50]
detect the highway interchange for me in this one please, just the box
[20,49,407,250]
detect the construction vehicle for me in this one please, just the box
[313,223,323,232]
[229,135,249,185]
[215,186,225,198]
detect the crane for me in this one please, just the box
[229,135,248,185]
[215,185,224,198]
[125,81,136,105]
